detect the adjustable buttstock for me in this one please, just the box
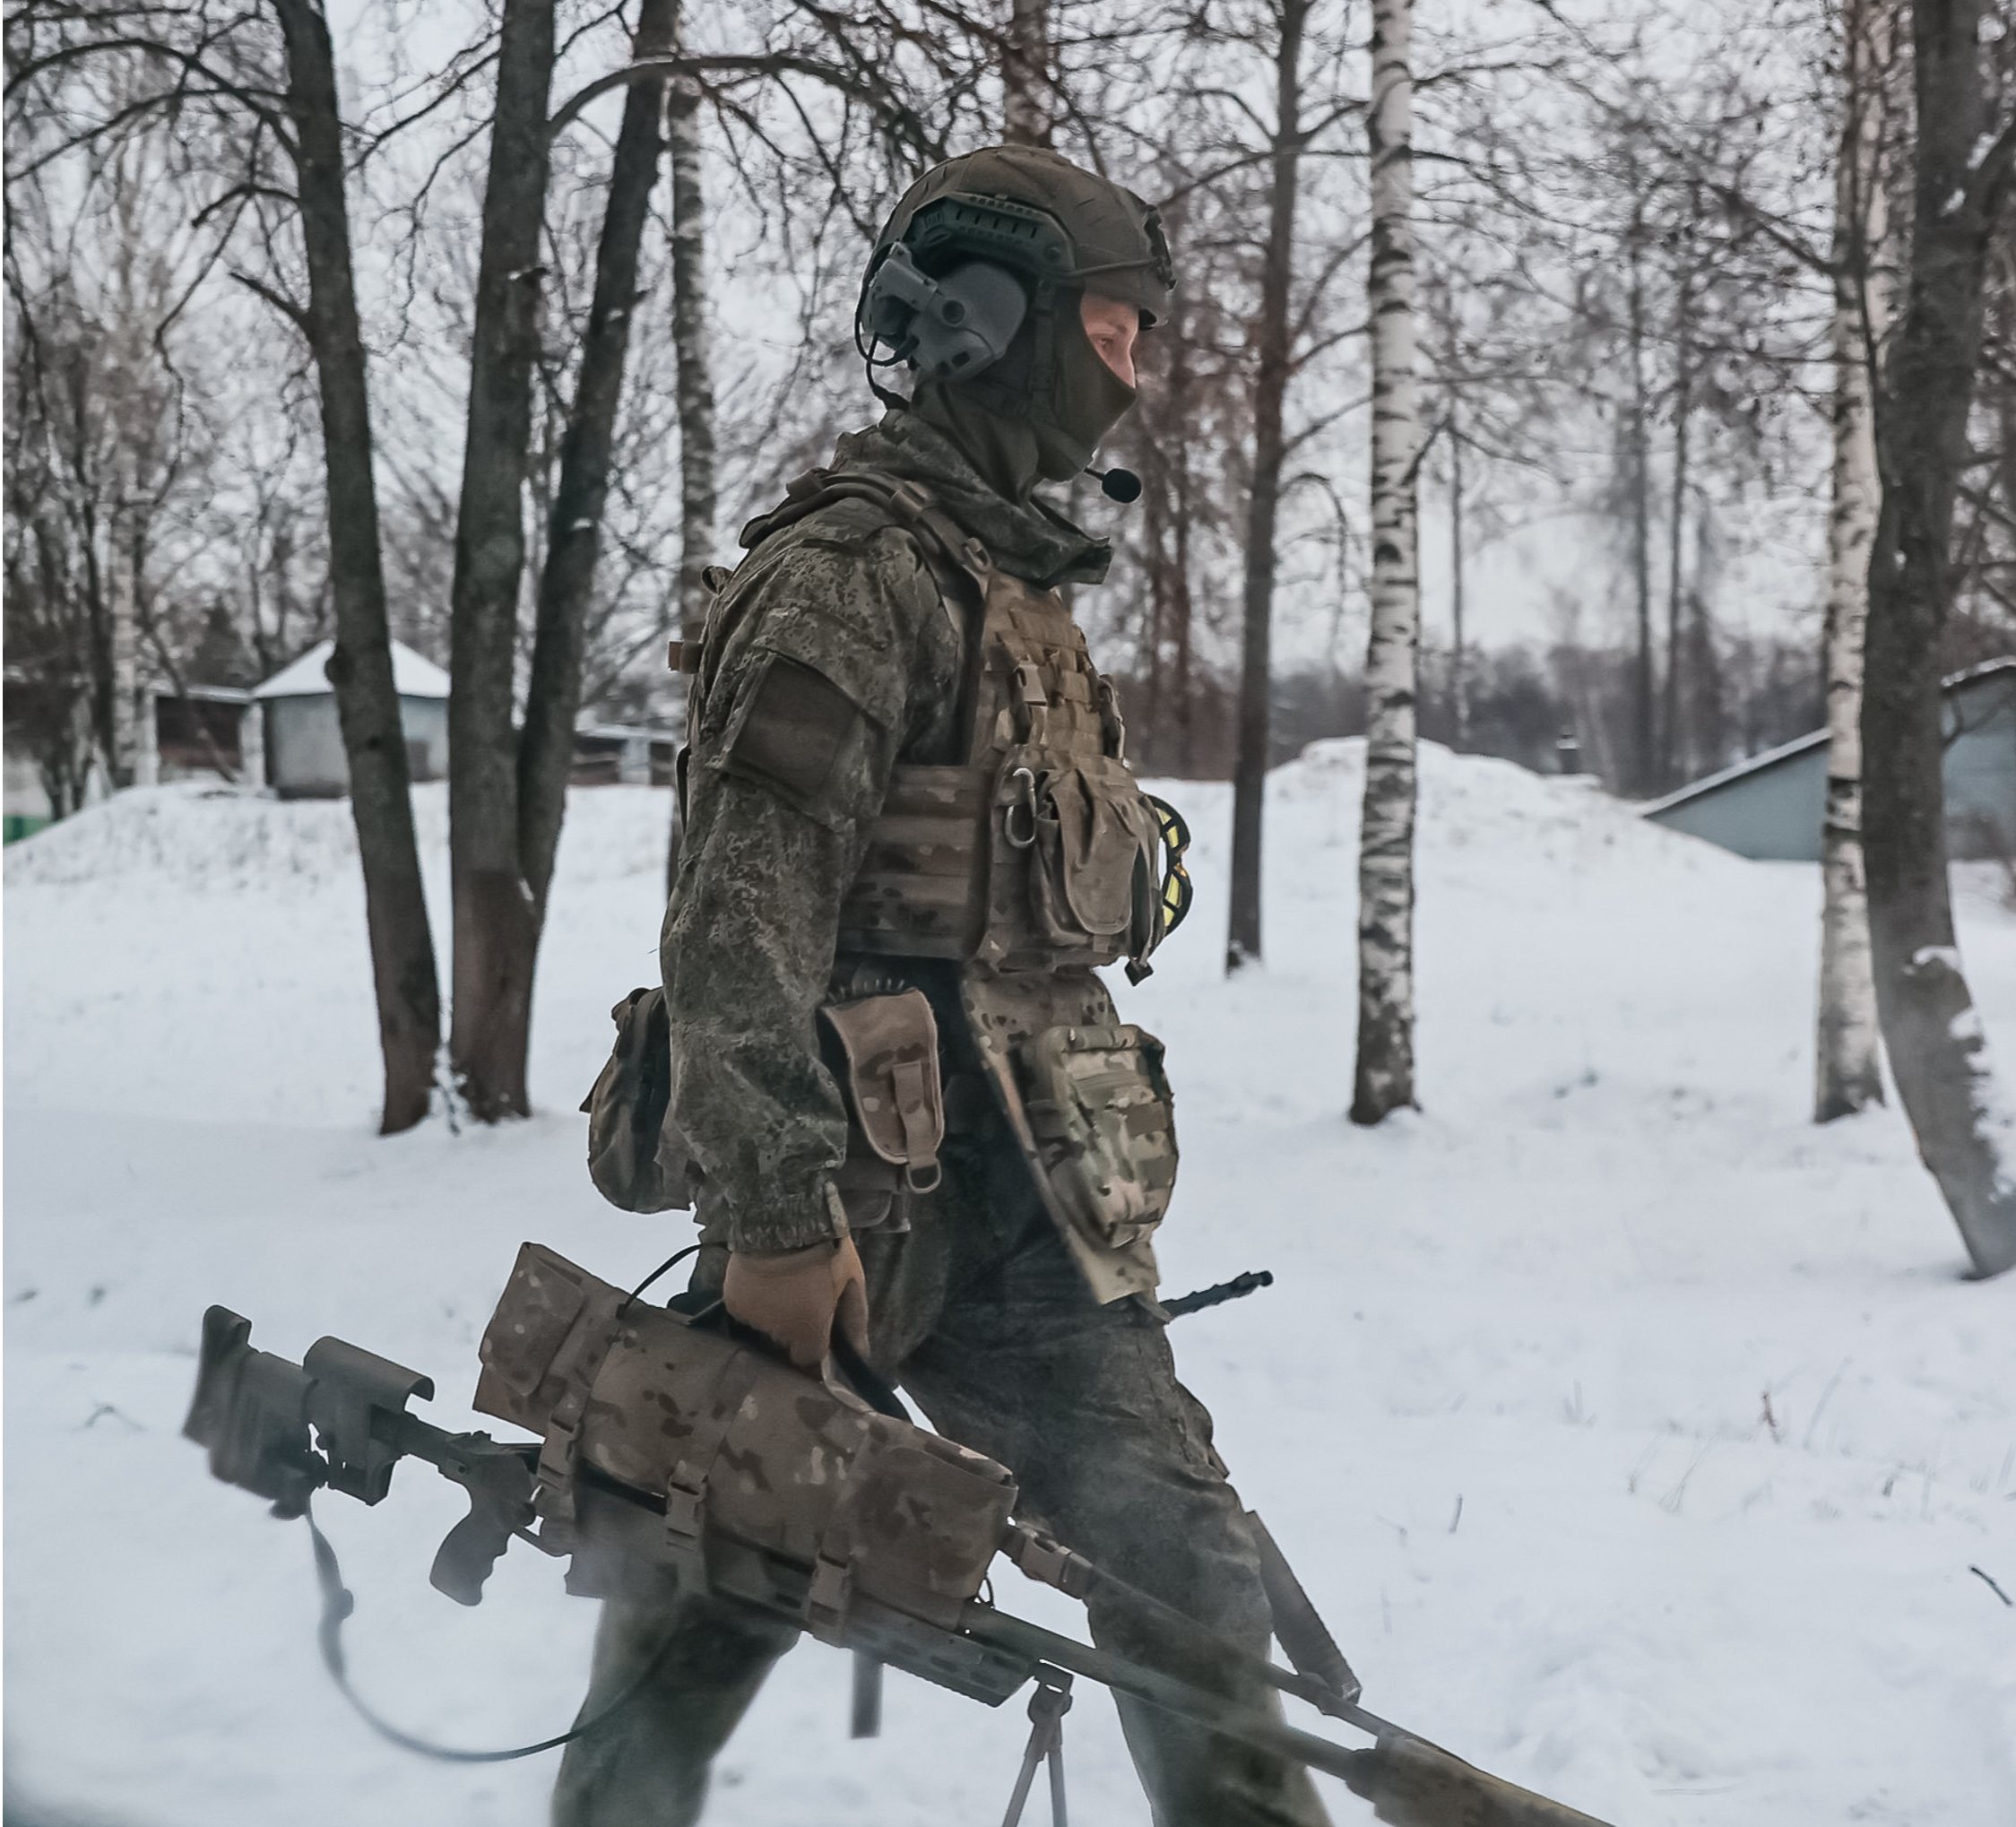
[184,1306,320,1518]
[185,1305,540,1605]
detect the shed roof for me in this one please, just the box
[1640,655,2014,820]
[253,638,451,702]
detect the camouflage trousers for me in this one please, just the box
[550,1137,1329,1827]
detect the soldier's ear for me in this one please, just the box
[717,651,865,821]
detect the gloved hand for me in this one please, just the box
[722,1234,869,1372]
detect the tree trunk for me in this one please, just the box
[1625,225,1656,796]
[1227,0,1307,972]
[1168,281,1198,772]
[1351,0,1421,1122]
[446,0,556,1121]
[664,13,714,896]
[1449,403,1467,750]
[108,510,138,788]
[1814,0,1891,1124]
[520,0,674,927]
[1662,288,1692,785]
[1861,0,2016,1276]
[1002,0,1054,148]
[273,0,442,1136]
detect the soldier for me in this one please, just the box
[554,145,1330,1827]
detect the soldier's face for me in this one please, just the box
[1080,291,1139,387]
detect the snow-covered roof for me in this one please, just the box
[252,638,451,702]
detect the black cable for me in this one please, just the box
[304,1498,673,1764]
[623,1242,703,1311]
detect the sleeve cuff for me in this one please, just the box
[728,1178,851,1255]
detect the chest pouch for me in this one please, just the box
[1017,1023,1178,1251]
[996,753,1165,972]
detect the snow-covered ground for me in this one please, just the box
[5,747,2013,1827]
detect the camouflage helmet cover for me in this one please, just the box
[870,144,1174,325]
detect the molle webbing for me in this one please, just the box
[841,765,991,957]
[740,466,1162,974]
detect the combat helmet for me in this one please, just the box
[856,145,1175,481]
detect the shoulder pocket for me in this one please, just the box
[715,650,867,827]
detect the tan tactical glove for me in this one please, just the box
[722,1234,869,1372]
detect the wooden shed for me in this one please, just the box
[1641,658,2016,862]
[252,639,449,799]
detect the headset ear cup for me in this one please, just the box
[864,249,1029,384]
[913,263,1027,380]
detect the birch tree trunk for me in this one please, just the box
[446,0,556,1121]
[520,0,674,922]
[273,0,442,1135]
[664,8,714,895]
[1226,0,1307,973]
[1813,0,1891,1123]
[1350,0,1421,1121]
[1002,0,1054,148]
[1861,0,2016,1277]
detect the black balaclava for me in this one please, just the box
[913,281,1138,498]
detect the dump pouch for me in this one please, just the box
[581,987,697,1215]
[1017,1023,1178,1251]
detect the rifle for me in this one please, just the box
[183,1248,1612,1827]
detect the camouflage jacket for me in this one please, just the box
[661,411,1111,1255]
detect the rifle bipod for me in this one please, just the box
[998,1668,1073,1827]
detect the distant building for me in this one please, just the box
[4,680,261,841]
[4,637,677,838]
[1641,658,2016,862]
[253,639,450,799]
[145,685,258,785]
[570,722,678,788]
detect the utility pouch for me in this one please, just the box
[995,754,1164,970]
[1017,1023,1178,1251]
[580,987,697,1215]
[819,989,946,1199]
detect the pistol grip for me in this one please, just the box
[429,1498,519,1606]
